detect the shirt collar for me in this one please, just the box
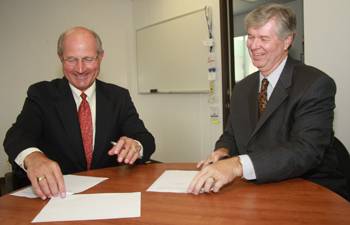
[69,82,96,100]
[259,56,288,89]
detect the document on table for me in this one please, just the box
[11,174,108,198]
[147,170,198,193]
[32,192,141,223]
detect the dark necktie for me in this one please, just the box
[258,78,269,117]
[78,93,93,169]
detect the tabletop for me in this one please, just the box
[0,163,349,225]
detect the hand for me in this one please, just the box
[197,148,230,169]
[24,152,66,200]
[108,136,141,165]
[187,157,243,195]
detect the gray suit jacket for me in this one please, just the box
[216,57,347,197]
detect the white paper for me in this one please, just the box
[147,170,198,193]
[11,174,108,198]
[32,192,141,222]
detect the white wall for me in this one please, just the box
[0,0,223,176]
[0,0,135,176]
[1,0,346,178]
[304,0,350,151]
[131,0,223,163]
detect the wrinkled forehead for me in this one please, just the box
[62,31,98,56]
[247,19,279,35]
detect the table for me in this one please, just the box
[0,163,349,225]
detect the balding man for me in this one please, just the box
[4,27,155,200]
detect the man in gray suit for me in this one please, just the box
[188,4,348,200]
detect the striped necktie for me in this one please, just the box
[258,78,269,117]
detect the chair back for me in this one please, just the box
[334,137,350,196]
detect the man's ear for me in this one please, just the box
[58,55,64,62]
[98,51,105,60]
[284,33,295,50]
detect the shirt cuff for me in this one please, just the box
[14,147,42,171]
[134,140,143,158]
[238,154,256,180]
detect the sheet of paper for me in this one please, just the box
[32,192,141,223]
[11,174,108,198]
[147,170,198,193]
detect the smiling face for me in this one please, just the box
[60,28,104,91]
[247,18,292,76]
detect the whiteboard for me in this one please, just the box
[136,9,209,93]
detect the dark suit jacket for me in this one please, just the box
[4,78,155,185]
[216,57,348,198]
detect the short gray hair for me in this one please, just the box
[244,3,296,39]
[57,26,104,57]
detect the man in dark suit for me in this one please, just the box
[188,4,348,200]
[3,26,155,200]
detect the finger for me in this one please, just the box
[29,176,47,200]
[212,179,224,193]
[124,149,132,164]
[52,166,66,198]
[128,152,139,165]
[107,141,118,155]
[117,148,128,163]
[125,146,139,164]
[112,139,125,155]
[187,171,202,193]
[203,177,215,193]
[124,142,140,164]
[37,176,52,198]
[196,160,204,168]
[188,170,209,195]
[123,138,132,151]
[118,138,134,162]
[107,146,115,155]
[45,172,59,197]
[193,173,211,195]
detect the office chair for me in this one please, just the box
[334,137,350,199]
[145,159,162,164]
[0,177,4,196]
[2,171,29,195]
[0,172,15,195]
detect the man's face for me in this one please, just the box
[247,18,292,76]
[60,29,103,91]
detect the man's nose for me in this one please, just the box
[75,60,86,73]
[249,38,260,50]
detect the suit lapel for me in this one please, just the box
[248,73,260,130]
[92,81,115,167]
[237,73,260,152]
[250,58,295,139]
[55,79,86,169]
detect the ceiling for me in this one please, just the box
[233,0,294,15]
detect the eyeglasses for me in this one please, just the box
[63,56,99,66]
